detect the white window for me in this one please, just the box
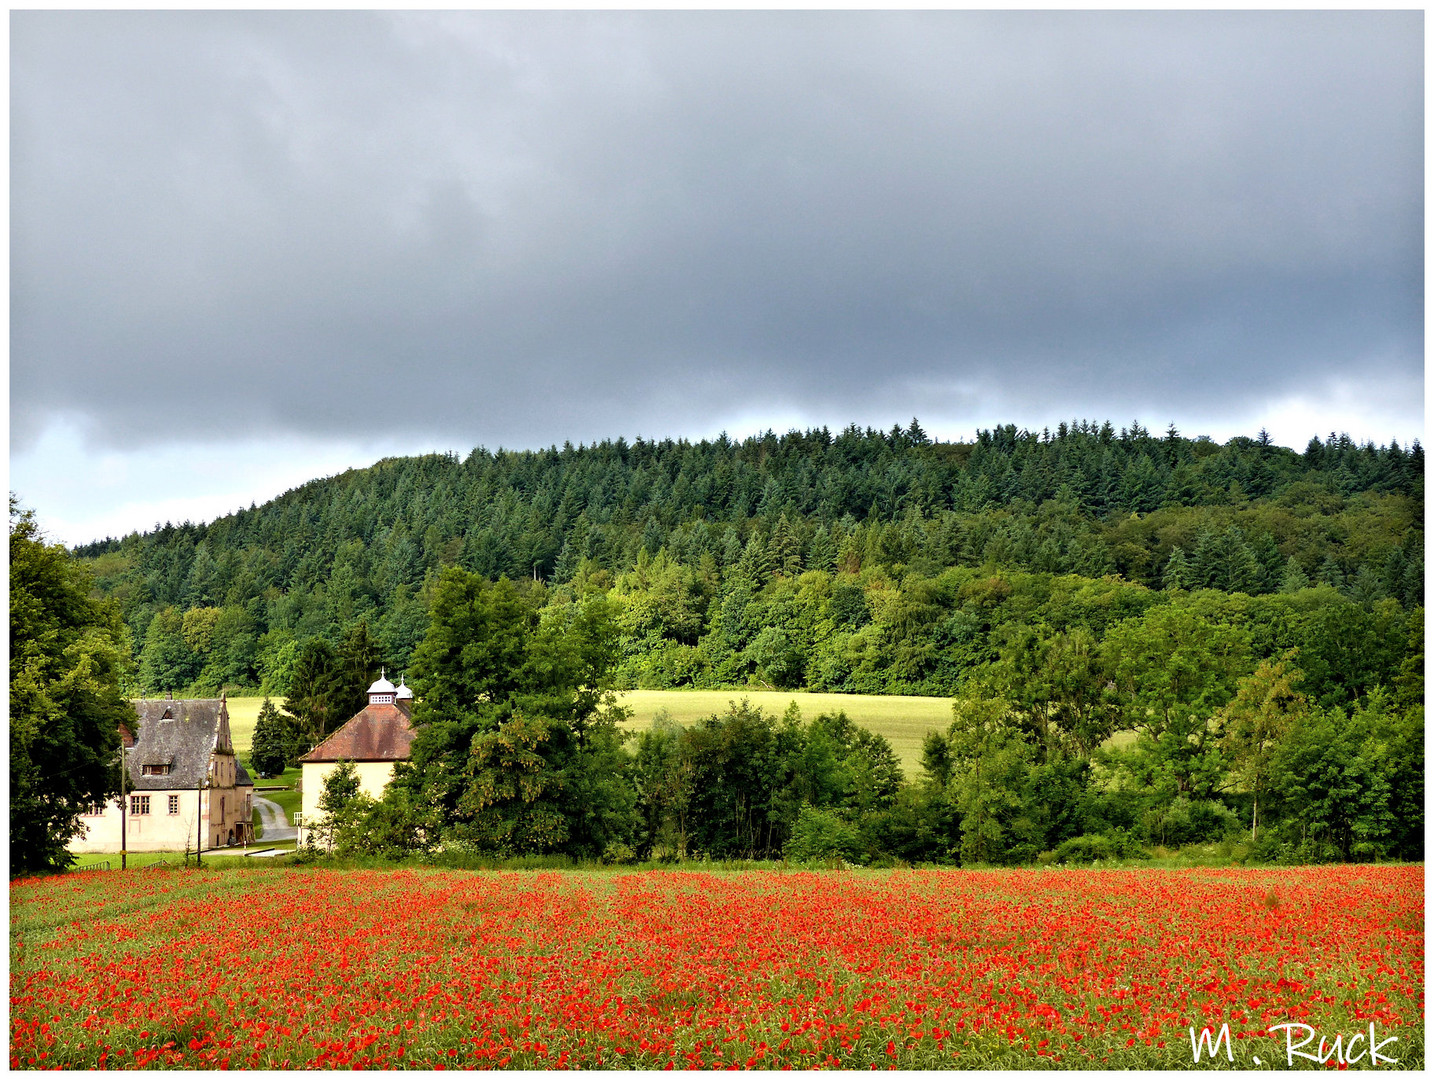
[168,794,180,815]
[130,795,151,816]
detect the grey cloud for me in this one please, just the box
[11,10,1422,454]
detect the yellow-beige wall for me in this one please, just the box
[70,785,254,854]
[298,761,397,846]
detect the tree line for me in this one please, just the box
[309,564,1422,868]
[14,419,1423,872]
[72,420,1422,701]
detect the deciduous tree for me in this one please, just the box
[10,501,133,874]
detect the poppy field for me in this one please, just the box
[10,864,1423,1070]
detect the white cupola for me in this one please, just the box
[367,668,397,705]
[395,676,414,702]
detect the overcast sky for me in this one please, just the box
[10,10,1424,546]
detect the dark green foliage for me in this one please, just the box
[249,696,300,777]
[678,701,803,859]
[279,620,386,756]
[64,421,1423,868]
[282,639,344,753]
[74,422,1419,703]
[137,607,199,693]
[1266,692,1416,862]
[10,503,132,875]
[785,806,863,864]
[1051,831,1148,863]
[383,567,630,859]
[334,619,383,720]
[628,701,907,862]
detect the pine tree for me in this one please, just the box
[336,619,384,720]
[1279,556,1310,593]
[1399,544,1424,607]
[283,639,343,752]
[1348,566,1384,607]
[1161,424,1183,466]
[735,532,773,585]
[717,527,743,569]
[1117,454,1164,514]
[250,696,296,777]
[1219,527,1262,595]
[766,514,803,577]
[1191,528,1221,589]
[1162,548,1195,591]
[806,525,837,573]
[1250,532,1284,593]
[1316,556,1346,591]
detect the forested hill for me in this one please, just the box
[76,420,1423,700]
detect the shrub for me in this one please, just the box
[785,806,863,864]
[1144,797,1241,847]
[1052,831,1148,863]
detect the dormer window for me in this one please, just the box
[141,763,171,776]
[160,708,173,721]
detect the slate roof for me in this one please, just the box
[128,698,234,791]
[299,702,415,763]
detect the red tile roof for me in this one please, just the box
[299,703,415,763]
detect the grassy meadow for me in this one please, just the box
[615,689,952,777]
[222,696,265,760]
[222,690,954,778]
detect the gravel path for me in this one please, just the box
[253,795,297,841]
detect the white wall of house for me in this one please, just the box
[298,760,397,846]
[71,785,254,854]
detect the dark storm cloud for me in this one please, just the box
[11,10,1423,453]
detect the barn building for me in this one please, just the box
[297,673,415,846]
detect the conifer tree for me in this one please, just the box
[1316,556,1346,591]
[766,514,803,577]
[738,531,773,584]
[250,696,297,776]
[1162,548,1195,591]
[806,525,837,573]
[1279,556,1311,593]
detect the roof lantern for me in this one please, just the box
[395,675,414,701]
[367,668,397,705]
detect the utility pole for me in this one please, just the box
[196,775,203,869]
[119,735,127,871]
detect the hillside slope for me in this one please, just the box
[74,420,1421,702]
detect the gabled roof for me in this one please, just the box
[128,698,234,791]
[299,702,415,763]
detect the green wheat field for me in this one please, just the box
[222,690,953,779]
